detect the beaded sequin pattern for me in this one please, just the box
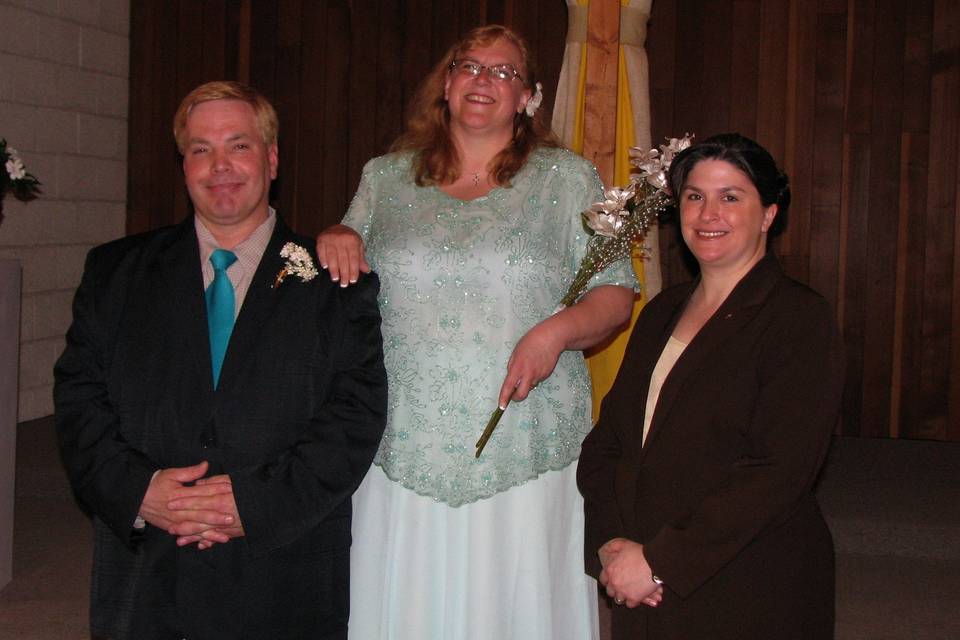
[343,148,638,506]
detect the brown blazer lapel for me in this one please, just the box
[640,256,783,456]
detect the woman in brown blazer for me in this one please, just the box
[578,133,845,639]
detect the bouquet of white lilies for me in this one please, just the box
[559,133,694,309]
[475,133,695,457]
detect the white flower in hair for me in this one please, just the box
[525,82,543,117]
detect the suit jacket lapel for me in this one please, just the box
[216,216,298,388]
[157,217,215,397]
[640,255,783,456]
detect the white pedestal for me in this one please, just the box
[0,259,21,590]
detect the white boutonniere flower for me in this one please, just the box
[274,242,319,288]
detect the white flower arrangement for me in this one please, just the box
[525,82,543,117]
[558,133,694,310]
[628,133,692,191]
[1,138,41,216]
[273,242,319,288]
[584,186,636,238]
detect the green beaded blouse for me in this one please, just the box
[343,147,637,506]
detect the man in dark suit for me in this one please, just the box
[54,81,387,639]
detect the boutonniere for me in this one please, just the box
[273,242,319,288]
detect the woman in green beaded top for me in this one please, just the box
[317,25,635,640]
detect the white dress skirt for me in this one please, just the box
[348,463,599,640]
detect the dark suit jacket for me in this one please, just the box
[578,255,844,640]
[54,215,387,640]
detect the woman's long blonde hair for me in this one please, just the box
[391,24,558,187]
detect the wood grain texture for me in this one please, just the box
[860,1,905,438]
[729,0,761,137]
[934,0,960,442]
[128,0,568,237]
[807,0,846,311]
[583,0,621,184]
[127,0,960,441]
[647,0,960,440]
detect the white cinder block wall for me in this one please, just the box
[0,0,129,421]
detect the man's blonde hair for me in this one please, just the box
[172,80,278,153]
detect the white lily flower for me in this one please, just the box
[584,209,625,238]
[645,171,669,191]
[659,133,694,167]
[629,147,662,176]
[595,186,636,212]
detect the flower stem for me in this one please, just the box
[475,406,505,457]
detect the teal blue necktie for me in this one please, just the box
[206,249,237,388]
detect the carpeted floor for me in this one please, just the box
[818,435,960,639]
[0,418,90,639]
[1,417,958,639]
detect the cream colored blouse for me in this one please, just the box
[642,335,688,445]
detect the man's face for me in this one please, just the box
[181,99,278,241]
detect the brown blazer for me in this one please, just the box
[578,255,844,639]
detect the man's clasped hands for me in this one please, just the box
[138,460,243,550]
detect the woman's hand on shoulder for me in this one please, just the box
[315,224,370,287]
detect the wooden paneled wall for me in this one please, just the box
[127,0,567,236]
[648,0,960,441]
[128,1,960,441]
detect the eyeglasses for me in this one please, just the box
[450,59,523,82]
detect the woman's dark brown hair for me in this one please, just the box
[668,133,791,236]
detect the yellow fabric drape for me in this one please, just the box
[553,0,658,424]
[584,11,644,423]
